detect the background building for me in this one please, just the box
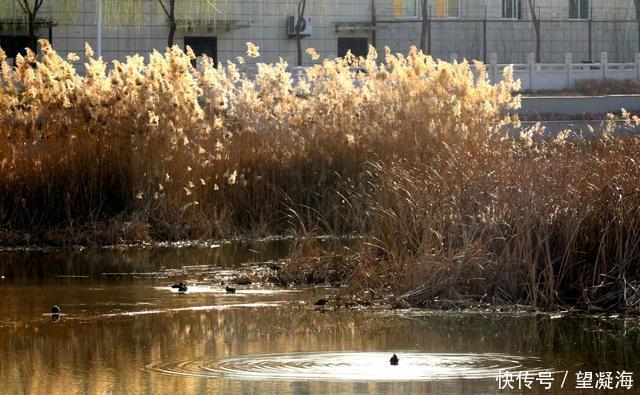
[0,0,639,66]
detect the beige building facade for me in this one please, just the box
[0,0,639,66]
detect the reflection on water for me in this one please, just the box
[0,239,290,283]
[1,243,639,394]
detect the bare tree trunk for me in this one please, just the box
[420,0,429,53]
[527,0,541,62]
[159,0,177,48]
[28,15,37,52]
[370,0,376,49]
[168,0,176,47]
[295,0,307,66]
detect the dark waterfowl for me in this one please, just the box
[314,298,328,306]
[390,354,399,366]
[171,282,188,293]
[225,285,236,294]
[51,305,61,322]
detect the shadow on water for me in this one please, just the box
[1,242,640,394]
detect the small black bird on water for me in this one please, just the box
[314,298,328,306]
[390,354,399,366]
[51,305,61,322]
[225,285,236,294]
[171,282,188,293]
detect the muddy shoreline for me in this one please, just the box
[2,239,639,316]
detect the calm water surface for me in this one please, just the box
[0,241,639,394]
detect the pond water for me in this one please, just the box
[0,241,639,394]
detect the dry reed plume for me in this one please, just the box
[0,40,517,244]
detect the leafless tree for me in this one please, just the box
[295,0,307,66]
[420,0,429,53]
[16,0,45,52]
[157,0,177,47]
[527,0,541,62]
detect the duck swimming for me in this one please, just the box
[51,305,61,321]
[171,282,188,293]
[225,285,236,294]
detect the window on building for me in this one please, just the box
[184,36,217,67]
[502,0,522,19]
[569,0,590,19]
[435,0,460,19]
[338,37,369,58]
[393,0,418,17]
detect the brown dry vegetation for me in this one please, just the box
[1,41,640,311]
[0,40,515,244]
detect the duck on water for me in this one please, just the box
[51,305,61,322]
[171,282,188,293]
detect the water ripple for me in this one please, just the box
[147,352,550,382]
[101,302,284,317]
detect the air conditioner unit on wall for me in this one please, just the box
[287,16,312,38]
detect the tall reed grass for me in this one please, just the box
[2,41,637,311]
[345,127,640,311]
[0,40,517,244]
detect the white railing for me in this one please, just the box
[484,52,640,91]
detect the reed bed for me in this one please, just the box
[0,40,516,243]
[346,129,640,311]
[1,41,639,310]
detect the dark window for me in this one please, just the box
[502,0,522,19]
[0,36,30,61]
[569,0,590,19]
[337,37,369,58]
[184,36,217,67]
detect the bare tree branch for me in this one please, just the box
[16,0,30,16]
[157,0,170,18]
[35,0,45,14]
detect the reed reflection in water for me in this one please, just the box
[1,243,639,394]
[1,305,640,394]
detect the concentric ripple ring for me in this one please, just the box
[147,352,551,381]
